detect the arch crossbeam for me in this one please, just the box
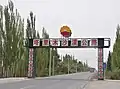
[24,38,110,48]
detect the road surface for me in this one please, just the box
[0,72,94,89]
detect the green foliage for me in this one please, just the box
[106,68,120,80]
[106,24,120,80]
[106,51,112,71]
[0,1,89,77]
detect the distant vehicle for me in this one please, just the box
[89,68,95,73]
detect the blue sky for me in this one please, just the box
[0,0,120,69]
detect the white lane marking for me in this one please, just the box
[20,85,35,89]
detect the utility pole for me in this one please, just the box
[49,48,52,76]
[76,59,77,73]
[52,56,55,76]
[68,55,70,74]
[86,60,88,71]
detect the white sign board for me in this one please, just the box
[50,39,60,46]
[81,39,88,46]
[33,39,40,46]
[42,39,49,46]
[90,39,98,46]
[61,39,68,46]
[71,38,78,46]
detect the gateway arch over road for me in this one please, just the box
[24,37,110,80]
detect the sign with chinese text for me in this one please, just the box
[24,37,110,80]
[33,39,40,46]
[99,68,103,72]
[98,62,103,69]
[81,39,88,46]
[98,48,104,80]
[61,38,68,46]
[90,39,98,46]
[71,38,78,46]
[42,39,49,46]
[26,38,110,48]
[28,48,34,77]
[50,39,59,46]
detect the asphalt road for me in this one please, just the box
[0,72,94,89]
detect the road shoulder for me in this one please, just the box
[0,77,29,84]
[86,79,120,89]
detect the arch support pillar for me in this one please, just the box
[98,48,104,80]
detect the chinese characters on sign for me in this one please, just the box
[98,48,103,79]
[28,48,34,77]
[81,39,88,46]
[33,39,40,46]
[42,39,49,46]
[30,38,109,48]
[71,38,78,46]
[98,62,103,69]
[50,39,59,46]
[90,39,98,46]
[32,38,99,47]
[61,38,68,46]
[25,37,110,80]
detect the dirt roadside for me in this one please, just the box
[86,79,120,89]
